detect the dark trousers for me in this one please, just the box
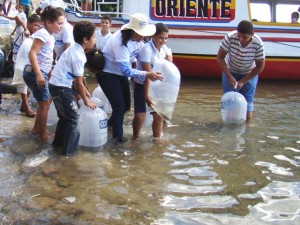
[49,84,80,156]
[96,72,131,139]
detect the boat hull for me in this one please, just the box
[173,54,300,80]
[65,0,300,80]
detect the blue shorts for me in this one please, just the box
[23,65,50,102]
[134,82,146,113]
[222,72,258,112]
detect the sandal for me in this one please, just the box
[26,112,37,118]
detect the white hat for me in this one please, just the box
[121,13,156,37]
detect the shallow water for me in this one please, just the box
[0,78,300,224]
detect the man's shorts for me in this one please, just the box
[222,72,258,112]
[23,65,50,102]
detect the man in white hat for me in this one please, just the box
[96,13,163,143]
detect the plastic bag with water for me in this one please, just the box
[149,60,181,122]
[92,85,112,114]
[221,91,247,125]
[79,106,108,147]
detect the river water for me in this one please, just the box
[0,78,299,224]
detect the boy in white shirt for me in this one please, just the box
[49,21,97,156]
[95,15,112,53]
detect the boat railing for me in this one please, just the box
[94,0,120,17]
[65,0,129,19]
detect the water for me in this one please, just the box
[0,78,300,224]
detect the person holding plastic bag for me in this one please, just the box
[49,21,97,156]
[217,20,265,121]
[132,22,172,139]
[96,13,162,143]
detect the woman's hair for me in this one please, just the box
[41,6,64,23]
[121,29,132,47]
[154,23,169,36]
[73,21,96,44]
[28,14,41,23]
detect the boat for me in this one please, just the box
[64,0,300,80]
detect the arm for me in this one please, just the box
[216,47,236,88]
[0,0,7,13]
[237,59,265,89]
[142,63,153,108]
[29,38,46,88]
[6,1,11,14]
[74,76,96,109]
[118,61,162,81]
[15,15,30,37]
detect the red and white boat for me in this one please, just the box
[65,0,300,80]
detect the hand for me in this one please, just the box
[229,76,236,89]
[236,80,245,90]
[165,54,173,62]
[145,96,153,108]
[36,74,45,88]
[86,101,97,110]
[24,30,30,37]
[146,71,163,82]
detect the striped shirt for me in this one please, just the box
[220,30,265,74]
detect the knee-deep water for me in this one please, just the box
[0,78,299,224]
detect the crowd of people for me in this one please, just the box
[0,0,266,157]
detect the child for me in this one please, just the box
[11,14,40,117]
[1,4,29,39]
[49,20,97,156]
[23,6,65,142]
[95,15,112,53]
[133,23,172,139]
[53,7,74,61]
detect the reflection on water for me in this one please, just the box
[0,79,300,224]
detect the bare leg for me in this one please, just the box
[34,99,51,142]
[246,111,253,122]
[21,93,35,116]
[132,112,146,139]
[152,112,163,138]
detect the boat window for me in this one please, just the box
[250,3,271,22]
[276,4,299,23]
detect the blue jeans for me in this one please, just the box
[96,72,131,139]
[222,72,258,112]
[49,84,80,156]
[23,65,50,102]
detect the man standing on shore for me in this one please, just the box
[217,20,265,121]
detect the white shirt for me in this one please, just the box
[95,29,112,52]
[39,0,66,10]
[14,11,27,41]
[53,20,74,59]
[34,28,55,73]
[135,40,170,84]
[103,30,144,76]
[50,43,86,88]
